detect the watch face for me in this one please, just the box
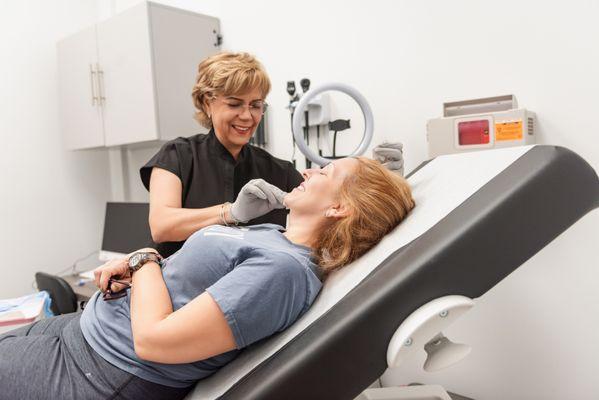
[129,253,142,268]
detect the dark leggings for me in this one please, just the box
[0,313,193,400]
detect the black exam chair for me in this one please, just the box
[185,145,599,400]
[35,272,78,315]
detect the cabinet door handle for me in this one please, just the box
[96,63,106,105]
[89,64,98,106]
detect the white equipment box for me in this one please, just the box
[427,95,536,158]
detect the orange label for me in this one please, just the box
[495,120,523,141]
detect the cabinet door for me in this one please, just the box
[149,4,221,140]
[57,25,104,150]
[96,2,157,146]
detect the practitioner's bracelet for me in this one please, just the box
[220,202,239,226]
[220,202,229,226]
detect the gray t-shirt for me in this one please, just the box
[80,224,322,388]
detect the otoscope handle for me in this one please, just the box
[287,81,296,97]
[300,78,311,93]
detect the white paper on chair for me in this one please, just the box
[0,292,48,329]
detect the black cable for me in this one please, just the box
[286,81,298,168]
[304,110,311,168]
[290,111,296,168]
[32,250,99,292]
[317,125,322,156]
[300,78,311,169]
[333,131,338,158]
[56,250,100,276]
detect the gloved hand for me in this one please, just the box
[229,179,287,223]
[373,142,405,176]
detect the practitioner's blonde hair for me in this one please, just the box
[191,52,271,128]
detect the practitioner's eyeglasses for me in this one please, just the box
[211,95,268,117]
[102,278,132,301]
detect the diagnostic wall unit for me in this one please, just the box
[426,95,536,158]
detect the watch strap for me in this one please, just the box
[128,251,163,272]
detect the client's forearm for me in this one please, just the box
[130,263,173,355]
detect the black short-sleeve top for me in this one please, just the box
[140,129,304,257]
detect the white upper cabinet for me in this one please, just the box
[57,2,221,150]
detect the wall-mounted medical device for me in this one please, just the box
[298,94,331,127]
[426,95,536,158]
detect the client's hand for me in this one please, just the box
[229,179,287,223]
[93,258,131,293]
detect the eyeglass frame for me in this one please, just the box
[209,95,269,117]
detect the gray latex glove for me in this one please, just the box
[229,179,287,223]
[373,142,405,176]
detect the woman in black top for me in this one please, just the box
[140,52,303,257]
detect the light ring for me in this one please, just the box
[292,83,374,166]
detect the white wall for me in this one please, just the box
[0,1,111,298]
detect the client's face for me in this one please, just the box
[285,158,359,216]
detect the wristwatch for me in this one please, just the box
[128,251,163,272]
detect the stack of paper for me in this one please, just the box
[0,291,52,334]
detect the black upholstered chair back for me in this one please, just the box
[35,272,78,315]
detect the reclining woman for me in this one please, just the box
[0,157,415,400]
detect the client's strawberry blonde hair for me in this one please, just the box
[315,157,415,275]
